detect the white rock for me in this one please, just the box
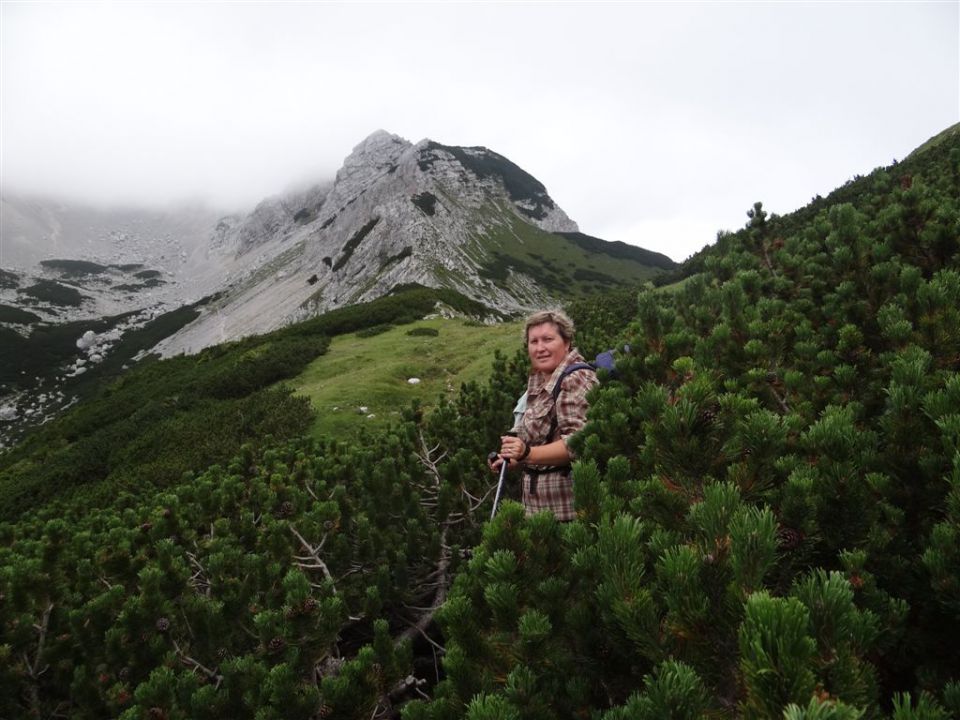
[0,406,18,421]
[358,406,369,414]
[407,377,421,384]
[77,330,97,349]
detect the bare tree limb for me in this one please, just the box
[289,524,337,592]
[173,639,223,689]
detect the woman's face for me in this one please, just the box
[527,321,570,375]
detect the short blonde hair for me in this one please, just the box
[524,309,575,344]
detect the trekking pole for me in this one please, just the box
[488,451,510,520]
[488,431,517,520]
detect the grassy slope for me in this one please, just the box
[286,317,523,437]
[471,207,664,297]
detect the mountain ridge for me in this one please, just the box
[1,130,672,439]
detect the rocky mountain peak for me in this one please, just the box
[2,130,672,366]
[335,130,412,186]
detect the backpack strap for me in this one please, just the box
[546,362,597,442]
[550,362,596,402]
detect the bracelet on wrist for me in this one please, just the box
[518,440,531,462]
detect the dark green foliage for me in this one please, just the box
[294,207,315,224]
[114,278,165,291]
[0,303,41,324]
[20,279,85,306]
[0,331,328,518]
[479,251,564,291]
[411,193,438,216]
[3,128,959,719]
[39,259,111,277]
[572,267,617,284]
[558,231,677,270]
[417,143,554,220]
[407,129,960,719]
[0,268,20,289]
[406,327,439,338]
[333,218,380,272]
[0,313,134,391]
[355,324,393,338]
[134,269,163,280]
[380,246,413,271]
[0,333,522,720]
[300,284,502,336]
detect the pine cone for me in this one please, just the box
[698,405,719,425]
[139,522,153,532]
[118,667,130,681]
[776,526,804,550]
[267,636,286,654]
[302,598,318,614]
[155,617,170,633]
[318,705,333,718]
[278,501,294,518]
[148,708,166,720]
[216,647,229,660]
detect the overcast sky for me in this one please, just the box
[2,2,957,261]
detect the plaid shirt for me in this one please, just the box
[512,349,598,521]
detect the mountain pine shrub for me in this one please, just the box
[1,130,958,718]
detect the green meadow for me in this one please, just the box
[287,317,524,437]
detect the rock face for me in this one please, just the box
[151,130,584,355]
[3,130,672,362]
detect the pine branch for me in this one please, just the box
[22,601,53,716]
[416,432,448,487]
[761,239,779,278]
[172,639,223,689]
[399,614,447,654]
[185,551,211,597]
[766,368,791,414]
[395,526,451,649]
[289,524,337,592]
[47,701,72,719]
[27,601,53,678]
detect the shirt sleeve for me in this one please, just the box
[510,391,528,434]
[554,369,598,457]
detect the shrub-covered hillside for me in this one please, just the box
[405,133,960,719]
[1,129,958,719]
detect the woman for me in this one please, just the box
[489,309,598,521]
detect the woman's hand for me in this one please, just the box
[487,451,506,474]
[498,435,529,464]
